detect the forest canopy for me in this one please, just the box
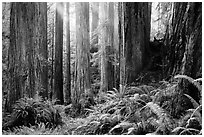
[2,2,202,135]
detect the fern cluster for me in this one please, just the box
[3,97,63,131]
[71,74,202,135]
[3,75,202,135]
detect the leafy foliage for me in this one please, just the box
[3,97,63,131]
[174,75,202,93]
[2,74,202,135]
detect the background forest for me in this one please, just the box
[2,2,202,135]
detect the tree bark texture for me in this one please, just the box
[54,2,64,104]
[7,2,47,111]
[37,3,48,99]
[65,2,71,105]
[113,3,120,90]
[118,2,126,93]
[172,3,201,102]
[50,7,55,100]
[123,2,151,84]
[99,2,115,92]
[107,2,115,90]
[73,2,90,110]
[91,2,99,48]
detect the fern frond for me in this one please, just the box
[184,94,199,108]
[126,87,146,95]
[139,85,155,95]
[112,88,119,94]
[179,128,200,135]
[186,109,201,121]
[143,102,165,119]
[187,105,202,126]
[107,90,117,95]
[190,105,202,119]
[174,75,202,92]
[109,121,134,135]
[171,126,186,133]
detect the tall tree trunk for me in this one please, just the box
[90,2,99,93]
[123,2,151,84]
[118,2,126,93]
[113,3,120,90]
[162,3,202,117]
[50,7,55,100]
[99,2,115,92]
[167,2,202,103]
[73,2,90,113]
[37,3,48,99]
[91,2,99,46]
[166,2,202,79]
[54,2,64,104]
[65,2,71,105]
[107,2,115,90]
[7,2,47,112]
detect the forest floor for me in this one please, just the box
[2,70,202,135]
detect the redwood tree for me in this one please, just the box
[54,2,64,104]
[7,2,47,111]
[73,2,90,112]
[99,2,115,92]
[65,2,71,105]
[122,2,151,84]
[37,3,48,99]
[166,2,202,103]
[91,2,99,47]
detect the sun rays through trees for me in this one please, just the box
[2,2,202,135]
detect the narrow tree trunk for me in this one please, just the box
[73,2,90,113]
[37,3,48,99]
[118,2,126,93]
[99,2,115,92]
[91,2,99,46]
[54,2,64,104]
[99,2,108,92]
[113,3,120,90]
[65,2,71,105]
[107,2,115,90]
[50,8,55,100]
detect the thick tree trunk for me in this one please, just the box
[73,2,90,112]
[7,2,47,112]
[162,3,202,117]
[65,2,71,105]
[173,3,201,102]
[54,2,64,104]
[123,2,151,84]
[166,2,202,79]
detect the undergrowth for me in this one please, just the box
[2,74,202,135]
[2,96,63,131]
